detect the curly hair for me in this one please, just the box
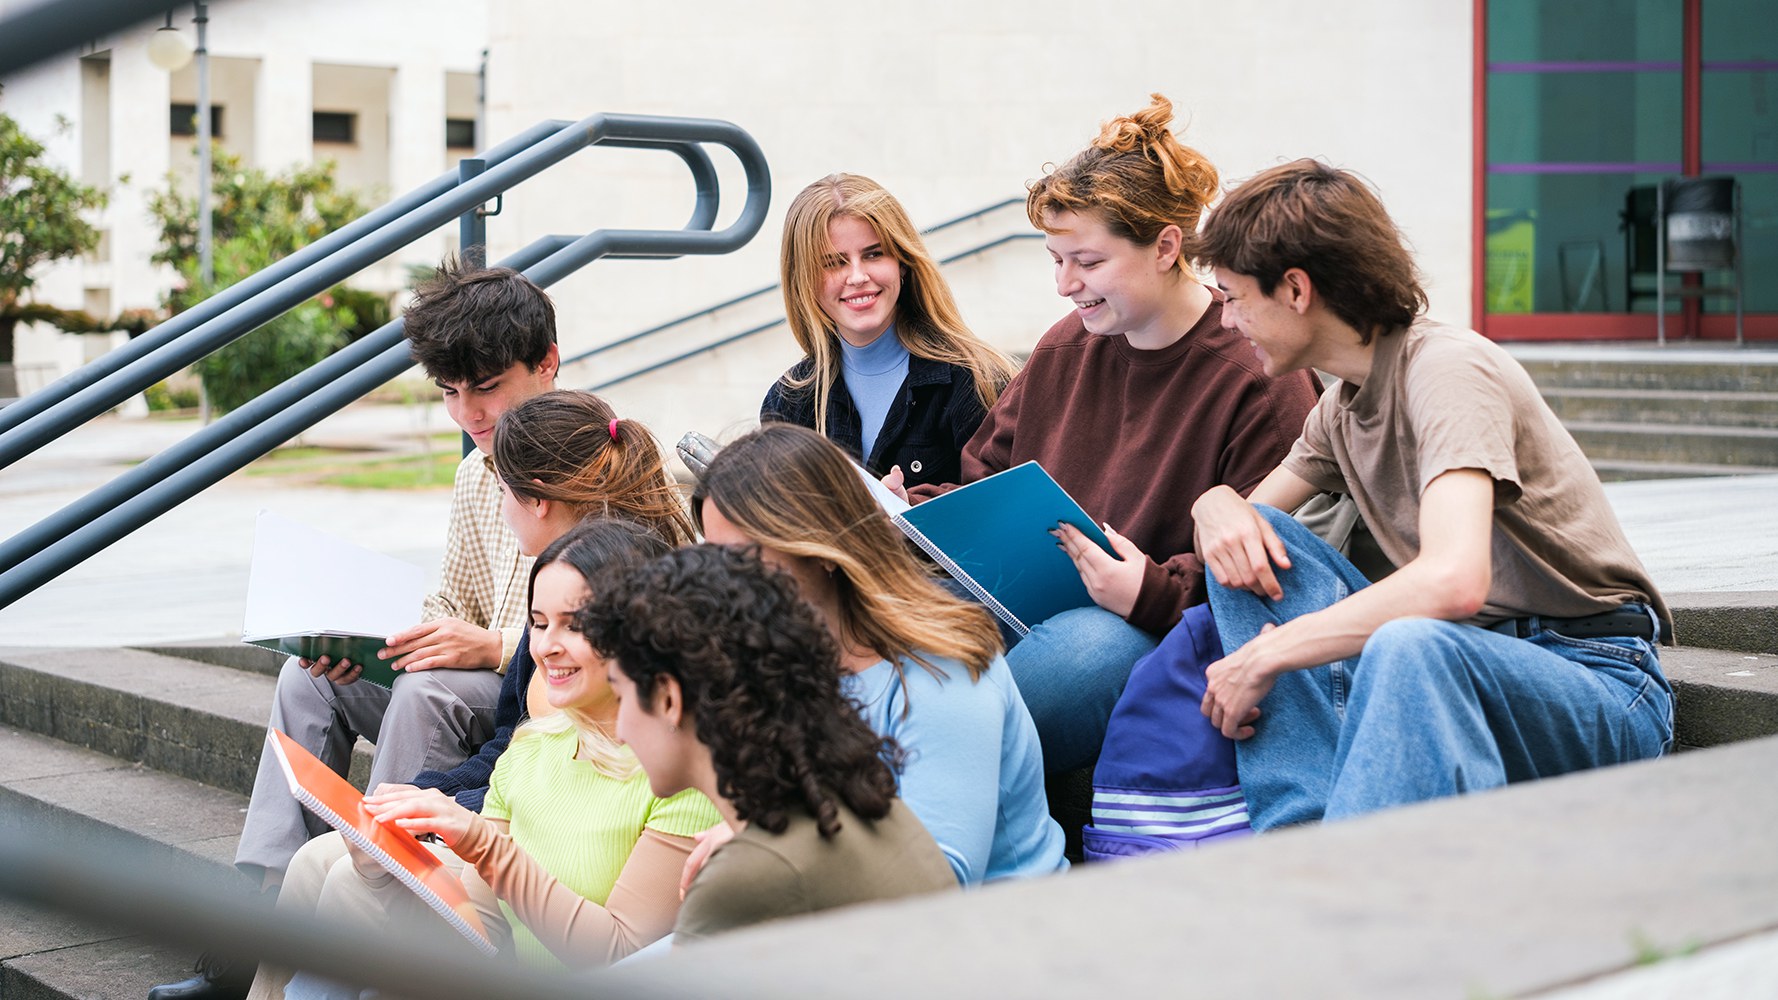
[1026,93,1219,267]
[579,544,901,839]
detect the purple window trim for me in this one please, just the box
[1489,60,1680,72]
[1488,162,1778,175]
[1488,163,1682,174]
[1489,60,1778,73]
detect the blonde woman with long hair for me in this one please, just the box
[685,423,1066,888]
[763,173,1016,491]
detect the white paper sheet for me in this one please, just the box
[241,510,425,642]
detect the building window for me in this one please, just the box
[1480,0,1777,335]
[312,111,357,144]
[169,103,224,138]
[445,118,476,150]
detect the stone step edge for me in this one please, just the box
[1566,419,1778,440]
[1591,459,1778,479]
[1668,591,1778,655]
[600,736,1778,1000]
[0,648,373,797]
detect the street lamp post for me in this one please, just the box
[146,4,211,287]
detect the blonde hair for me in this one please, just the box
[492,390,696,547]
[693,424,1002,686]
[1026,94,1220,268]
[779,173,1017,436]
[512,711,636,779]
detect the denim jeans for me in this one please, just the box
[1209,505,1674,831]
[1005,605,1160,772]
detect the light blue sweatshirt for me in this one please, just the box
[841,650,1068,885]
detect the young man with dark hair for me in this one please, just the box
[1188,159,1673,831]
[152,261,559,1000]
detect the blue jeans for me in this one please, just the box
[1209,506,1674,831]
[1006,605,1159,772]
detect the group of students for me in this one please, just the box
[151,92,1676,1000]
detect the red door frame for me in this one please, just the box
[1472,0,1777,342]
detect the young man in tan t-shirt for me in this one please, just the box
[1183,160,1673,831]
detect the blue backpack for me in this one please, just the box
[1083,603,1253,861]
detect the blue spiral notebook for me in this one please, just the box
[869,462,1118,637]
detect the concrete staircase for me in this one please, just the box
[2,596,1775,999]
[1509,345,1778,480]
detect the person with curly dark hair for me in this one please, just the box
[582,544,956,943]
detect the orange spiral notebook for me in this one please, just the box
[265,730,496,956]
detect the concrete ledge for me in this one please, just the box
[0,646,372,795]
[1669,592,1778,655]
[601,737,1778,999]
[131,639,286,678]
[1662,646,1778,748]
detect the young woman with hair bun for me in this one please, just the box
[763,173,1017,491]
[908,94,1321,774]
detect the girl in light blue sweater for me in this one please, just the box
[686,423,1067,887]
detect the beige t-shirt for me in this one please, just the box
[674,798,956,945]
[1282,321,1671,640]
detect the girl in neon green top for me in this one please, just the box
[341,519,721,968]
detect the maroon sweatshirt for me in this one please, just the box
[911,302,1320,634]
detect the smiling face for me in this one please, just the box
[528,561,617,716]
[1213,267,1317,376]
[606,658,696,800]
[1045,209,1181,344]
[816,214,902,348]
[438,352,558,455]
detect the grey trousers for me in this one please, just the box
[235,658,501,879]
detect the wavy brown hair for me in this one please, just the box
[779,173,1017,435]
[1026,93,1219,268]
[692,423,1001,687]
[492,390,695,546]
[404,256,557,384]
[581,544,901,838]
[1197,158,1426,344]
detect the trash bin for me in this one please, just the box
[1664,176,1736,271]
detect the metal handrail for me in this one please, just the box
[587,231,1042,393]
[0,120,729,471]
[0,114,770,608]
[0,120,570,440]
[560,195,1026,368]
[0,828,692,1000]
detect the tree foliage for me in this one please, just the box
[147,148,385,413]
[0,110,108,365]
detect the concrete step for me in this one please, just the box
[1514,352,1778,393]
[1567,419,1778,468]
[1542,386,1778,429]
[0,646,372,797]
[1662,646,1778,749]
[1591,458,1778,481]
[0,725,249,1000]
[603,735,1778,999]
[1669,591,1778,655]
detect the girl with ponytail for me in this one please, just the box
[908,95,1322,775]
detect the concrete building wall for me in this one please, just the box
[0,0,488,390]
[483,0,1472,438]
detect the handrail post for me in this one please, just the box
[458,158,487,267]
[455,156,488,458]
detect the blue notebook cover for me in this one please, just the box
[895,461,1116,636]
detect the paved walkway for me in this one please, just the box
[0,401,1774,648]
